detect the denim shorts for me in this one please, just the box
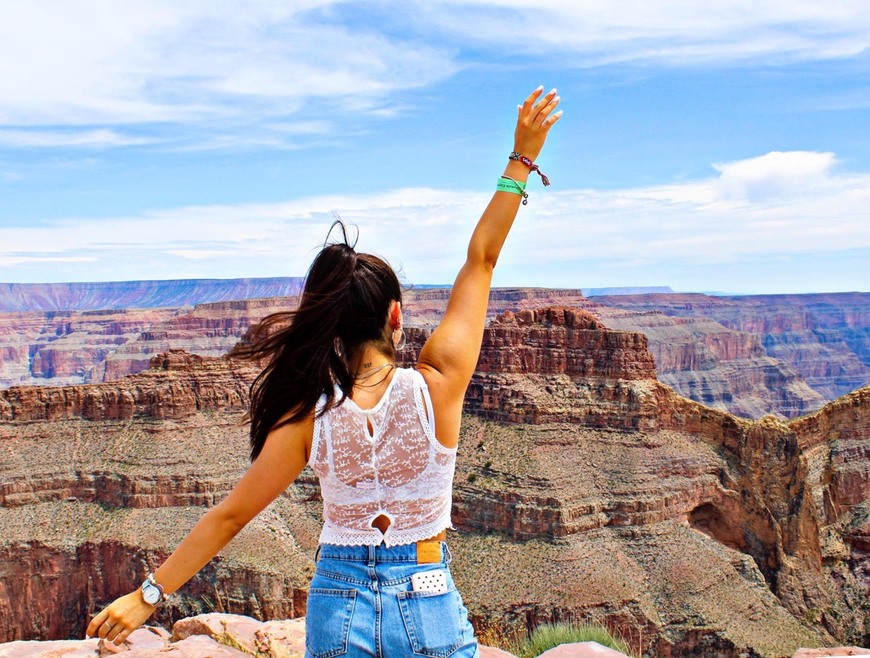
[304,542,480,658]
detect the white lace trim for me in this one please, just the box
[319,515,455,548]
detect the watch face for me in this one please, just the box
[141,581,162,605]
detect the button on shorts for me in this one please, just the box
[304,542,480,658]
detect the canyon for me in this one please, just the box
[1,307,867,657]
[1,285,866,419]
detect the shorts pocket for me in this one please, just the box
[398,588,467,657]
[305,588,357,658]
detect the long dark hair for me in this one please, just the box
[232,221,402,461]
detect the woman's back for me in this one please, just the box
[311,367,457,547]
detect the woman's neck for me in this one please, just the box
[351,343,395,377]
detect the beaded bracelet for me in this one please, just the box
[497,176,529,205]
[509,151,550,186]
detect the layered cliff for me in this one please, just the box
[594,292,870,414]
[2,306,867,656]
[4,288,865,422]
[0,278,305,312]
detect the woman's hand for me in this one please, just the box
[513,86,562,162]
[86,590,155,645]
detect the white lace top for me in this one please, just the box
[309,367,457,547]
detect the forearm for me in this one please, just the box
[152,504,242,595]
[466,159,532,270]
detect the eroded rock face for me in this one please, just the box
[0,350,256,423]
[1,307,868,657]
[3,288,866,421]
[594,292,870,417]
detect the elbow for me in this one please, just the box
[210,501,249,540]
[467,245,499,273]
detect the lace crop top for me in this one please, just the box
[309,367,457,547]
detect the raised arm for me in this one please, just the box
[85,414,312,645]
[417,86,561,442]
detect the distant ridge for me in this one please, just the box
[583,286,674,296]
[0,277,306,312]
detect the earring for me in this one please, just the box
[392,327,406,351]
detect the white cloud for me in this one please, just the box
[1,151,867,292]
[1,0,867,153]
[0,129,152,148]
[0,170,23,182]
[0,255,97,266]
[713,151,838,201]
[426,0,870,65]
[0,1,456,129]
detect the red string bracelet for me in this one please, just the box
[509,151,550,186]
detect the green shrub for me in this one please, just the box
[517,621,632,657]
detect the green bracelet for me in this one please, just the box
[497,176,529,204]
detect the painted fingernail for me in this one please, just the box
[549,88,557,95]
[536,85,544,91]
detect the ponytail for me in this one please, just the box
[231,222,401,461]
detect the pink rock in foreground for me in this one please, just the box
[0,639,99,658]
[164,634,248,657]
[792,648,870,657]
[537,641,630,657]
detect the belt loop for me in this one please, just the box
[313,545,322,563]
[367,544,376,567]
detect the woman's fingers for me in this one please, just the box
[545,109,564,127]
[530,92,560,125]
[113,627,134,646]
[86,610,108,639]
[520,85,545,114]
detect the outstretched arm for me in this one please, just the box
[417,86,562,443]
[85,414,312,645]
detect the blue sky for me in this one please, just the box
[0,1,868,294]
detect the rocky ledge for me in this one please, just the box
[0,612,625,658]
[2,613,864,658]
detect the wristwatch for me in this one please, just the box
[140,572,166,606]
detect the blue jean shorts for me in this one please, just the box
[304,542,480,658]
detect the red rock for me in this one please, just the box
[158,634,248,657]
[791,649,870,657]
[0,639,99,657]
[97,627,167,655]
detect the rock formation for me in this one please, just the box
[0,278,305,312]
[3,288,866,421]
[2,305,867,657]
[594,292,870,416]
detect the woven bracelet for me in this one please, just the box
[509,151,550,186]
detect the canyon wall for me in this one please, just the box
[594,292,870,416]
[0,278,305,312]
[2,306,867,656]
[4,287,864,420]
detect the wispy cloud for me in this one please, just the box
[0,129,152,148]
[0,1,456,147]
[1,151,867,292]
[427,0,870,66]
[1,1,867,152]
